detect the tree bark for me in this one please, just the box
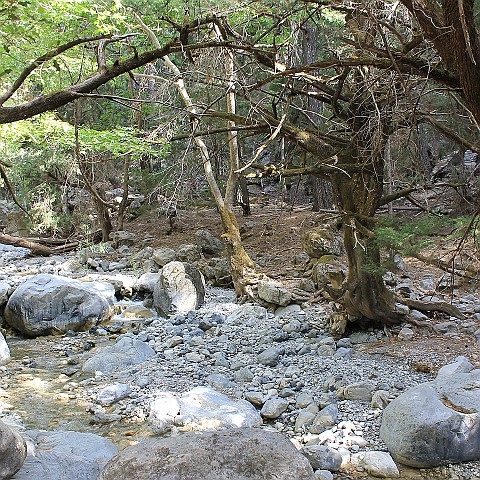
[331,147,404,326]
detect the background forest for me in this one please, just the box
[0,0,479,330]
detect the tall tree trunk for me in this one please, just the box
[134,14,256,297]
[302,22,333,210]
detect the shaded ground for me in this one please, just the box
[130,202,480,371]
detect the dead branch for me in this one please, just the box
[0,233,78,256]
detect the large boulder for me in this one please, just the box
[0,419,26,479]
[380,357,480,467]
[83,335,156,374]
[153,261,205,317]
[4,274,115,336]
[149,386,262,433]
[99,428,316,480]
[12,430,117,480]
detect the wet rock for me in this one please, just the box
[153,261,205,317]
[149,386,261,432]
[96,383,132,406]
[195,229,224,255]
[83,335,155,374]
[302,445,342,471]
[14,430,117,480]
[4,274,115,336]
[99,428,316,480]
[0,419,26,479]
[380,357,480,467]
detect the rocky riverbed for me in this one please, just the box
[0,240,479,479]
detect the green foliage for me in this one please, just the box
[374,214,471,256]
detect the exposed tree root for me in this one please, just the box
[402,297,466,320]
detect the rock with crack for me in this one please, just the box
[380,356,480,467]
[153,261,205,317]
[4,274,115,336]
[99,428,316,480]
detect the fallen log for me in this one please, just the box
[0,233,78,256]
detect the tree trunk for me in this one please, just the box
[302,22,333,210]
[331,147,404,326]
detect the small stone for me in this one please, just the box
[185,352,205,363]
[314,470,334,480]
[97,383,132,406]
[295,410,316,432]
[371,390,390,409]
[351,451,399,478]
[337,382,374,401]
[260,397,289,419]
[245,391,265,407]
[398,327,414,341]
[234,367,254,383]
[302,445,342,471]
[258,346,282,367]
[282,319,302,332]
[296,392,315,409]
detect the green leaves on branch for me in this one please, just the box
[0,114,168,160]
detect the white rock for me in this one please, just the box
[96,383,132,406]
[350,451,399,478]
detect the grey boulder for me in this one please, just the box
[195,229,224,254]
[257,281,292,306]
[380,357,480,467]
[153,261,205,317]
[99,428,316,480]
[83,335,155,374]
[4,274,115,336]
[12,430,117,480]
[0,420,26,479]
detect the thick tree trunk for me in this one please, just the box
[331,148,404,326]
